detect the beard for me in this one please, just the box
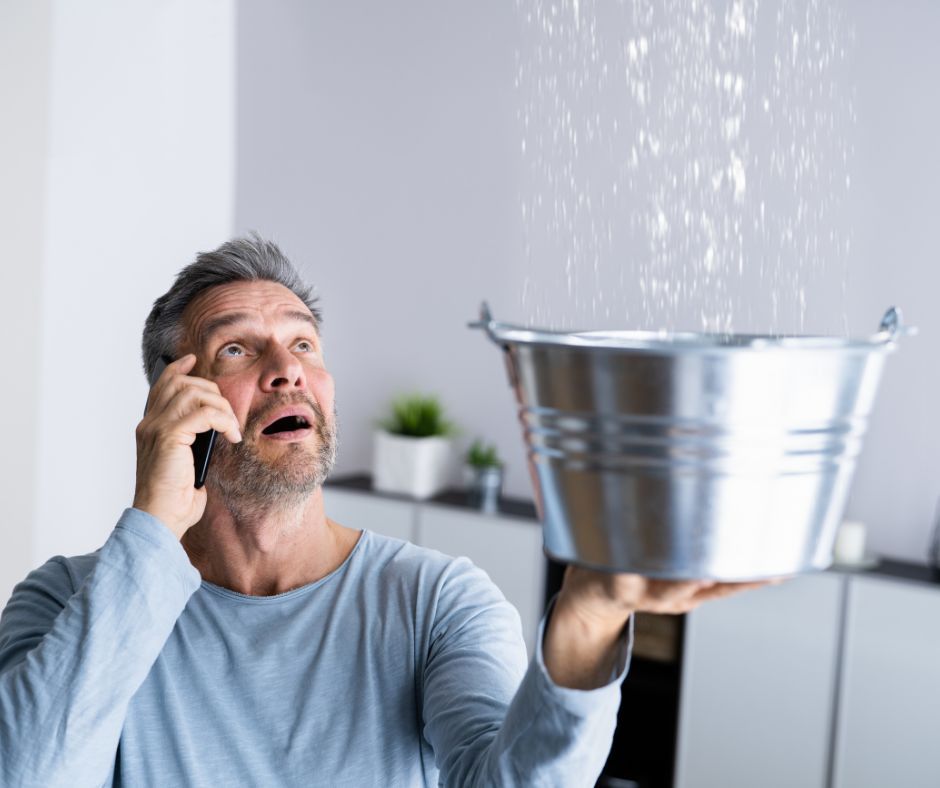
[207,392,338,519]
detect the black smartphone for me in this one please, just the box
[151,355,217,489]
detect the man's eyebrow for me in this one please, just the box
[283,310,318,330]
[199,310,317,347]
[199,313,250,347]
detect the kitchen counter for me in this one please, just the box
[326,473,539,521]
[831,556,940,588]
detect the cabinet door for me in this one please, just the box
[418,505,546,655]
[323,487,417,543]
[675,573,843,788]
[832,576,940,788]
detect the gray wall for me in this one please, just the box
[236,0,940,563]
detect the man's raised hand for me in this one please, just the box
[133,354,242,539]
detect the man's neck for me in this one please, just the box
[180,487,360,596]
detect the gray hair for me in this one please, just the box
[142,234,321,385]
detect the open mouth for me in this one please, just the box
[261,415,312,436]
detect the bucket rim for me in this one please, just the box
[470,303,912,354]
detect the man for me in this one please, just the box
[0,236,760,786]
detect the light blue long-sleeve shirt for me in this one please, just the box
[0,508,630,787]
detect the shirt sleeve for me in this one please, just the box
[0,509,201,788]
[421,558,632,788]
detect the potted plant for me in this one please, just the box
[373,394,455,499]
[465,438,504,514]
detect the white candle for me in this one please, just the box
[834,520,867,565]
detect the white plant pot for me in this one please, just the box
[372,431,453,499]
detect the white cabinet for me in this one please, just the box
[419,504,545,655]
[323,484,546,656]
[675,573,844,788]
[323,487,417,542]
[676,569,940,788]
[832,576,940,788]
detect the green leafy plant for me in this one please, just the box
[382,394,454,438]
[466,439,502,469]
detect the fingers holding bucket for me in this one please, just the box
[640,575,791,613]
[559,564,791,619]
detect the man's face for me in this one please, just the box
[180,280,337,509]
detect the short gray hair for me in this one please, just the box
[142,234,321,385]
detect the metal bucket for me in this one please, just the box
[472,305,910,580]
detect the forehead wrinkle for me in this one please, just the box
[197,308,318,349]
[183,281,317,350]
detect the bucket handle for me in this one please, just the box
[468,302,520,388]
[467,301,496,338]
[876,306,918,343]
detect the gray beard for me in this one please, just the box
[207,395,338,521]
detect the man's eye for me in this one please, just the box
[220,344,244,357]
[296,341,315,352]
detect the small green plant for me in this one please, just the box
[382,394,454,438]
[466,439,502,469]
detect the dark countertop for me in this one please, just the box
[832,557,940,589]
[326,473,539,520]
[325,473,940,588]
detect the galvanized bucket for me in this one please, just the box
[472,305,910,580]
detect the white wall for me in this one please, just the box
[0,0,236,602]
[235,0,529,505]
[235,0,940,564]
[840,0,940,561]
[0,0,51,604]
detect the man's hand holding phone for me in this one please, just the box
[133,354,242,540]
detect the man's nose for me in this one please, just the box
[260,344,306,391]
